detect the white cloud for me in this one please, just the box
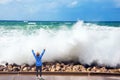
[0,0,12,4]
[0,0,21,4]
[0,0,105,15]
[114,0,120,8]
[68,1,78,7]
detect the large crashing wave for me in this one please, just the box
[0,21,120,67]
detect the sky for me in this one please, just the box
[0,0,120,21]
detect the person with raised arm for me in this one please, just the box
[32,49,45,79]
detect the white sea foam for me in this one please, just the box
[0,21,120,67]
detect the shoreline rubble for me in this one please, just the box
[0,62,120,73]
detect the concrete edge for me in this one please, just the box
[0,72,120,76]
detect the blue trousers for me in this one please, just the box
[36,66,42,77]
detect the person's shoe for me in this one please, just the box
[39,76,44,80]
[39,76,42,79]
[36,76,39,80]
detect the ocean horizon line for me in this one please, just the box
[0,20,120,22]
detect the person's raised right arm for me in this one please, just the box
[32,49,36,57]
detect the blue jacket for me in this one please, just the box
[32,49,45,66]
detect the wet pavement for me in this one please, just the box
[0,74,120,80]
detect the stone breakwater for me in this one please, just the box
[0,62,120,73]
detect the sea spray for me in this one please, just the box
[0,21,120,67]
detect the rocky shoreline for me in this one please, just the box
[0,62,120,73]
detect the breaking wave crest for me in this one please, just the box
[0,21,120,67]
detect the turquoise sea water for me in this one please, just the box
[0,21,120,30]
[0,20,120,66]
[0,21,74,30]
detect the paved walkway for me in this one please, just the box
[0,74,120,80]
